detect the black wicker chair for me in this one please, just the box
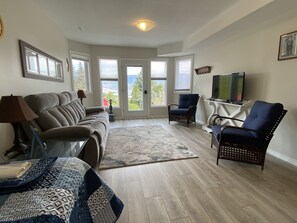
[211,100,287,170]
[168,94,199,127]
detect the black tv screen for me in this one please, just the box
[211,72,245,102]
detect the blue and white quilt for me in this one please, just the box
[0,157,124,223]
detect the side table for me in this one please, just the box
[1,139,88,163]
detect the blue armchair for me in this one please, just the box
[211,100,287,170]
[168,94,199,127]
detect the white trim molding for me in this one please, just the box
[267,149,297,167]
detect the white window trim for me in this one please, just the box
[98,56,121,108]
[174,55,194,93]
[70,51,93,94]
[150,58,168,107]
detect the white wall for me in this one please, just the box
[0,0,70,154]
[193,9,297,163]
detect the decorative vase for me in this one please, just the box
[109,99,113,114]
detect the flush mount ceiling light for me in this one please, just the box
[135,19,155,32]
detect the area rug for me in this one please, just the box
[99,125,198,169]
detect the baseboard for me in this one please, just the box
[267,149,297,167]
[202,124,212,133]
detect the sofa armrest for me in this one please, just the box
[40,126,94,141]
[85,106,105,114]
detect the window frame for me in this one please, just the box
[70,51,92,93]
[150,59,168,107]
[98,57,121,108]
[19,40,64,82]
[174,56,193,93]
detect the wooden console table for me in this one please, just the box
[202,99,254,132]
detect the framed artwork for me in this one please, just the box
[195,66,211,75]
[19,40,64,82]
[278,30,297,60]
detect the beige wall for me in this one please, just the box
[193,9,297,164]
[0,0,70,154]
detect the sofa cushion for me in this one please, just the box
[70,100,86,119]
[66,91,79,100]
[25,93,59,112]
[36,110,62,131]
[85,107,105,114]
[57,106,75,125]
[57,92,71,106]
[63,104,80,124]
[48,107,69,126]
[40,125,94,140]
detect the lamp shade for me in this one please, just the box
[0,95,38,123]
[77,90,87,99]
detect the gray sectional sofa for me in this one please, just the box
[24,91,109,168]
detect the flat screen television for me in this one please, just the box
[211,72,245,102]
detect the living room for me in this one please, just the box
[1,0,297,222]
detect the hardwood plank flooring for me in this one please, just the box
[98,118,297,223]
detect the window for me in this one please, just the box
[99,59,120,107]
[71,53,92,93]
[175,56,193,92]
[150,60,167,106]
[19,40,63,82]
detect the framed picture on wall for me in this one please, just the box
[278,30,297,60]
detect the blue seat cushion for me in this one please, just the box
[178,94,199,108]
[170,108,190,115]
[212,125,267,148]
[243,101,283,137]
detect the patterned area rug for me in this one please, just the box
[99,125,198,169]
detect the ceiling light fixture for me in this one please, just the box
[135,19,155,32]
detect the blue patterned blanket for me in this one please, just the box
[0,157,123,223]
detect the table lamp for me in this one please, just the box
[0,95,38,156]
[77,90,86,105]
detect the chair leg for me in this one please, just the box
[211,135,213,148]
[216,147,220,165]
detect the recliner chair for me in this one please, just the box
[168,94,199,127]
[211,100,287,170]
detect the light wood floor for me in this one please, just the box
[98,118,297,223]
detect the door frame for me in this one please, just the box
[121,59,149,118]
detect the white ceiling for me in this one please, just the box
[33,0,239,48]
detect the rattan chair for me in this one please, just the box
[211,100,287,170]
[168,94,199,127]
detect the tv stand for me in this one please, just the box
[202,99,254,132]
[213,98,226,102]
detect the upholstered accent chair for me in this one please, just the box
[211,100,287,170]
[168,94,199,127]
